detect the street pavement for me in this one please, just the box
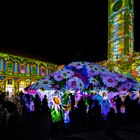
[1,112,140,140]
[65,122,140,140]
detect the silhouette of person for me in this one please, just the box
[41,95,49,113]
[114,95,122,115]
[34,94,41,113]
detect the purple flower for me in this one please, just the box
[118,85,128,93]
[86,65,100,77]
[124,82,133,90]
[101,75,118,88]
[115,73,127,82]
[66,77,85,90]
[54,73,64,81]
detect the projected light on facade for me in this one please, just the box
[108,0,134,61]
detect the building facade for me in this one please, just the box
[99,0,140,82]
[0,52,58,95]
[108,0,134,60]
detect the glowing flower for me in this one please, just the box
[66,77,85,90]
[39,78,54,89]
[48,94,61,113]
[86,64,100,77]
[54,73,64,82]
[118,85,128,93]
[124,82,133,90]
[61,68,74,79]
[99,87,109,100]
[101,75,118,88]
[88,77,99,86]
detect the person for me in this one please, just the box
[34,94,41,113]
[107,107,116,121]
[114,95,123,115]
[41,95,49,113]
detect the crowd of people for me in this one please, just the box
[0,90,50,129]
[1,90,140,137]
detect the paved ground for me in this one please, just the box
[65,122,140,140]
[1,112,140,140]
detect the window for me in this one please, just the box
[8,79,12,85]
[7,63,13,72]
[41,67,45,76]
[20,65,25,74]
[32,66,36,75]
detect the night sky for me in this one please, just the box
[0,1,140,65]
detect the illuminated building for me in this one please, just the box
[0,52,58,95]
[99,0,140,82]
[108,0,134,60]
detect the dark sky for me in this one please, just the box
[0,1,140,65]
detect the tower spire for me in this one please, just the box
[108,0,134,61]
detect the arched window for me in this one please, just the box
[20,64,26,74]
[0,58,3,71]
[41,67,46,76]
[31,64,37,75]
[6,61,13,73]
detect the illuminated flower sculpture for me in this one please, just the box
[26,61,140,123]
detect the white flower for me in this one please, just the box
[99,87,109,100]
[88,77,99,86]
[48,93,61,113]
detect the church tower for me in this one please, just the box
[108,0,134,61]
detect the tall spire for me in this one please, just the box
[108,0,134,61]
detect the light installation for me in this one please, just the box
[26,62,140,123]
[108,0,134,61]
